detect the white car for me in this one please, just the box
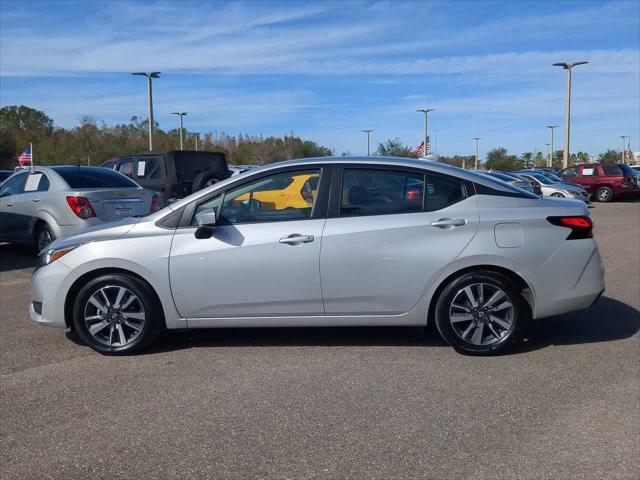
[30,157,604,355]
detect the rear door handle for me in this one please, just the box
[32,198,40,203]
[279,234,314,245]
[429,218,467,228]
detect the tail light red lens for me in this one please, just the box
[406,189,422,202]
[547,216,593,239]
[66,196,96,219]
[150,193,161,213]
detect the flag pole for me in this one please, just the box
[30,142,34,170]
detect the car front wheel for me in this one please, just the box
[434,271,528,355]
[72,274,163,355]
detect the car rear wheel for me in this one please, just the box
[595,186,613,202]
[72,274,163,355]
[434,271,528,355]
[34,223,54,253]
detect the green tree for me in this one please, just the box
[598,149,620,163]
[375,138,417,158]
[485,148,520,171]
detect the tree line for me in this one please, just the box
[0,105,623,171]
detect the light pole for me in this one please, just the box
[544,143,550,167]
[362,129,374,156]
[416,109,434,157]
[553,61,588,169]
[546,125,559,167]
[473,137,482,170]
[132,72,161,151]
[171,112,188,150]
[620,135,629,163]
[193,132,200,151]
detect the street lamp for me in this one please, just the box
[362,129,374,156]
[193,132,200,151]
[171,112,188,150]
[132,72,161,151]
[553,61,588,168]
[620,135,629,163]
[473,137,482,170]
[546,125,559,168]
[416,109,434,157]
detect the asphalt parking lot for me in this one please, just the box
[1,202,638,480]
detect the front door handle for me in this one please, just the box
[32,198,40,203]
[429,218,467,228]
[279,234,314,245]
[6,202,13,207]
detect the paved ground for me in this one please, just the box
[1,201,638,480]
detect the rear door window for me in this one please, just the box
[53,167,139,188]
[581,166,598,176]
[340,169,425,217]
[601,165,622,176]
[132,156,164,180]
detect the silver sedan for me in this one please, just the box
[0,166,160,251]
[30,157,605,355]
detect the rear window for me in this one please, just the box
[174,152,226,183]
[53,167,139,189]
[601,165,623,176]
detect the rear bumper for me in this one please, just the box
[530,241,605,319]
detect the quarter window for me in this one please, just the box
[340,169,425,217]
[601,165,622,176]
[193,169,321,225]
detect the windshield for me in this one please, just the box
[528,172,555,185]
[53,166,139,189]
[540,171,563,182]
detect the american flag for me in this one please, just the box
[414,137,430,156]
[18,146,32,167]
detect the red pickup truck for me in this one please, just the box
[558,163,639,202]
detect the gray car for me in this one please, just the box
[516,172,590,202]
[0,166,159,251]
[30,157,604,356]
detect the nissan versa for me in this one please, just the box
[30,157,605,355]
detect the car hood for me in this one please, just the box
[46,216,142,251]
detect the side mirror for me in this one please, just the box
[194,208,217,239]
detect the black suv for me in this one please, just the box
[106,151,229,205]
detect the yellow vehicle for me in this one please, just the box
[235,173,319,211]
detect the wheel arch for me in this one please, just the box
[64,267,166,329]
[426,264,534,326]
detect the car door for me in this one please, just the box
[320,167,479,315]
[169,167,328,319]
[0,172,29,242]
[577,165,599,195]
[11,171,51,242]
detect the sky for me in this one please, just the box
[1,0,639,157]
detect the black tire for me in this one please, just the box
[595,186,613,203]
[72,274,163,355]
[34,223,55,253]
[192,171,221,192]
[434,271,529,355]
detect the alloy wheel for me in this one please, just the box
[448,283,515,346]
[83,286,145,347]
[598,189,611,201]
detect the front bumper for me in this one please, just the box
[29,260,72,328]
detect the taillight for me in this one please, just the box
[66,196,96,219]
[547,216,593,240]
[406,188,422,202]
[150,193,161,213]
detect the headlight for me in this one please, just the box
[41,245,80,266]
